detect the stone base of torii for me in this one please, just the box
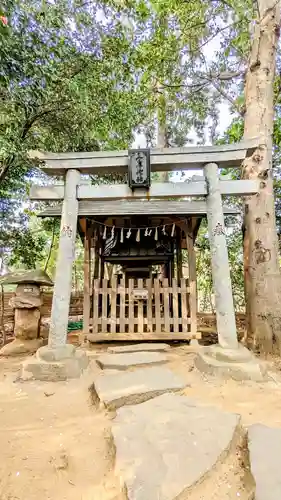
[21,143,265,382]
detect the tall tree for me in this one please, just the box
[0,0,148,267]
[242,0,281,353]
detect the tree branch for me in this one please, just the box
[193,19,249,54]
[159,70,244,90]
[158,80,208,89]
[21,109,56,140]
[208,70,245,81]
[0,108,62,184]
[210,80,245,116]
[0,152,16,184]
[44,219,56,272]
[0,163,11,184]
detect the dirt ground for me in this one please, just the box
[0,345,281,500]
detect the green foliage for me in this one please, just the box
[0,0,149,268]
[9,229,47,269]
[196,220,245,311]
[1,0,280,312]
[1,0,230,270]
[221,114,281,236]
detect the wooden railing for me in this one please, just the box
[88,277,199,341]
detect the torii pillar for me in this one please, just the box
[205,163,238,349]
[21,169,89,381]
[49,169,80,348]
[195,162,265,381]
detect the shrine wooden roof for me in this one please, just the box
[38,200,239,218]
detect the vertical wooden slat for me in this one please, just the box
[82,226,91,341]
[137,278,144,333]
[102,279,108,332]
[146,278,153,333]
[168,259,173,286]
[163,278,170,332]
[91,229,100,330]
[154,278,161,333]
[176,229,183,283]
[110,276,117,334]
[172,278,179,334]
[189,281,197,337]
[128,279,134,334]
[120,278,125,333]
[92,228,100,280]
[107,280,112,332]
[92,278,99,333]
[181,278,188,332]
[170,252,175,280]
[100,258,105,285]
[186,218,197,338]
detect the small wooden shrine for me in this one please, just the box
[31,142,259,347]
[39,196,237,342]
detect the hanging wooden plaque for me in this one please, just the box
[128,149,151,189]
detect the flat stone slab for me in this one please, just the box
[108,343,170,354]
[93,366,185,410]
[112,393,240,500]
[248,424,281,500]
[97,351,167,370]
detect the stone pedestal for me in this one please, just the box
[14,307,41,340]
[20,344,89,381]
[195,344,266,382]
[1,283,43,356]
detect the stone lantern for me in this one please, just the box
[0,269,53,356]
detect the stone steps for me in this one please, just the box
[112,394,241,500]
[91,343,281,500]
[248,424,281,500]
[107,343,170,354]
[93,366,186,410]
[96,351,168,370]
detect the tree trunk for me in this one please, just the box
[157,84,169,280]
[243,0,281,354]
[156,11,169,181]
[157,83,169,181]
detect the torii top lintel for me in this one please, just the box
[29,139,261,177]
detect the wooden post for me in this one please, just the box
[48,168,80,348]
[171,238,177,328]
[204,162,238,349]
[92,228,100,280]
[82,223,91,343]
[100,258,105,282]
[170,250,175,280]
[176,228,183,283]
[184,219,197,339]
[91,228,100,336]
[167,259,172,286]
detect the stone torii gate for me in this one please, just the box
[21,140,265,381]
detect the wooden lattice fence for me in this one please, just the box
[89,278,199,340]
